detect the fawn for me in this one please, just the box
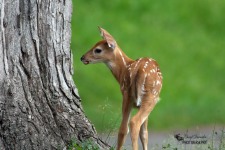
[81,27,162,150]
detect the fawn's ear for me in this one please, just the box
[98,27,117,50]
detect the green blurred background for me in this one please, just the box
[71,0,225,132]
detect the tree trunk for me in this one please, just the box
[0,0,109,149]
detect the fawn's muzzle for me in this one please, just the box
[80,55,84,61]
[80,55,89,65]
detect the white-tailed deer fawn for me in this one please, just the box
[81,27,162,150]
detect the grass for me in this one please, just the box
[71,0,225,132]
[67,138,100,150]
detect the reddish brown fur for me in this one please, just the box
[81,27,162,150]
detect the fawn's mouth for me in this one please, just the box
[83,60,89,65]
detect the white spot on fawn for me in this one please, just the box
[150,69,156,73]
[128,67,133,79]
[152,89,158,95]
[144,61,149,69]
[156,80,161,85]
[158,71,162,78]
[134,58,142,70]
[119,50,127,66]
[141,74,147,91]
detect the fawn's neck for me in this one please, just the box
[106,47,134,86]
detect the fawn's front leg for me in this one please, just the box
[117,91,132,150]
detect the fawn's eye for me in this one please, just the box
[94,48,102,54]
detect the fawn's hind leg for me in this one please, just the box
[130,96,157,150]
[140,118,148,150]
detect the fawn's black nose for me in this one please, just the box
[80,55,85,61]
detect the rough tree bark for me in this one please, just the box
[0,0,109,149]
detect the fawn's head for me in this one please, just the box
[81,27,117,65]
